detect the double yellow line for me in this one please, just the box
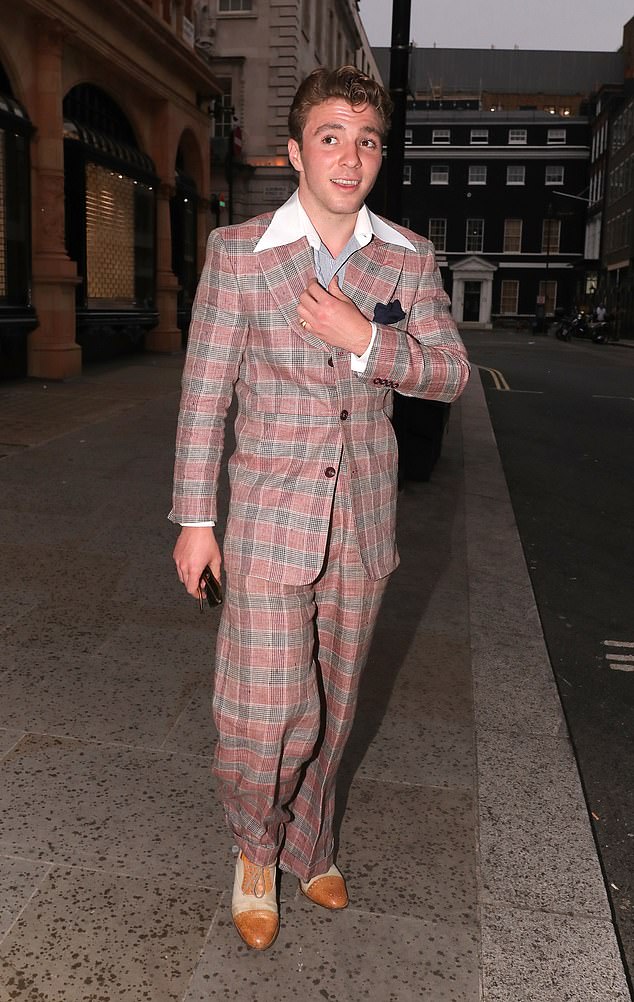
[476,365,511,391]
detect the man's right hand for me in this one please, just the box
[173,526,222,599]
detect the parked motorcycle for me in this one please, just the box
[554,311,608,344]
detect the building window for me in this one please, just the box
[548,128,566,145]
[402,216,410,228]
[500,280,519,314]
[542,218,561,253]
[508,129,527,145]
[429,217,447,251]
[85,163,136,302]
[432,129,450,144]
[545,166,564,185]
[539,279,557,313]
[430,164,449,185]
[466,218,484,253]
[471,129,489,144]
[503,218,522,253]
[213,78,233,138]
[403,165,412,185]
[405,128,413,145]
[218,0,252,10]
[506,165,525,185]
[468,165,487,185]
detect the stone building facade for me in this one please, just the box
[193,0,381,224]
[0,0,221,379]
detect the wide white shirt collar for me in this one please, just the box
[254,189,416,253]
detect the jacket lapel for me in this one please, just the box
[340,240,406,321]
[256,239,330,352]
[257,236,407,347]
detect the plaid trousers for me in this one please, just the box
[212,460,388,882]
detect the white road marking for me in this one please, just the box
[603,640,634,673]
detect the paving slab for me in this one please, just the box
[0,355,630,1001]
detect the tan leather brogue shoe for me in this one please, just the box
[299,863,348,910]
[231,851,279,950]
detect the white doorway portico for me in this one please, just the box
[450,256,497,329]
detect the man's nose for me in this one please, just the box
[339,143,361,167]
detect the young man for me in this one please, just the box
[171,66,469,951]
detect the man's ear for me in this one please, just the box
[288,138,303,173]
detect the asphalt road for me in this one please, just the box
[461,328,634,985]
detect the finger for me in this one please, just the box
[304,279,324,302]
[327,276,348,300]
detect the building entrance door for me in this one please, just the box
[463,281,481,322]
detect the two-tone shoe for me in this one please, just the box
[299,863,348,910]
[231,851,279,950]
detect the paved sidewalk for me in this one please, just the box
[0,354,630,1001]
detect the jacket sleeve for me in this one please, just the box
[357,240,470,401]
[169,230,249,524]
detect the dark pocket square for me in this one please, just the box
[373,299,406,325]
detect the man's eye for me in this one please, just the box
[361,139,377,149]
[322,135,337,145]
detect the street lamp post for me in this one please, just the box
[385,0,412,224]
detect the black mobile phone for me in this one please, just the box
[198,565,223,610]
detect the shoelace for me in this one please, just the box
[241,855,269,898]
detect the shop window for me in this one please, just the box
[63,85,157,312]
[0,105,32,309]
[86,164,135,302]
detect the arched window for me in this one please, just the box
[63,85,157,314]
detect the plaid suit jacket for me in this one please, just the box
[170,210,470,584]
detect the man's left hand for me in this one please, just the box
[298,277,372,356]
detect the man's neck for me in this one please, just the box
[297,193,359,258]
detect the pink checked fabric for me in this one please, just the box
[212,462,388,881]
[170,212,470,585]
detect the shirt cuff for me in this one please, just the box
[178,520,216,527]
[350,322,377,373]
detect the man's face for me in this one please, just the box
[287,98,384,227]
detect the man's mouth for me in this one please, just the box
[331,179,360,187]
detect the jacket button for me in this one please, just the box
[325,466,336,478]
[340,409,348,420]
[373,378,381,385]
[328,357,334,367]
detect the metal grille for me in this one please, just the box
[85,163,135,302]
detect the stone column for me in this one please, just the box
[28,16,81,379]
[146,181,182,353]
